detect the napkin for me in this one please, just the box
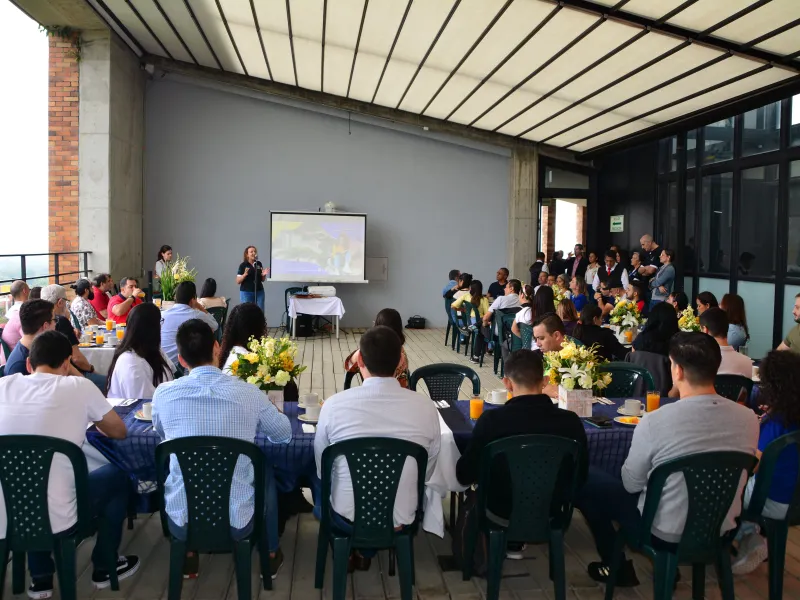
[302,424,316,434]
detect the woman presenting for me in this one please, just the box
[237,245,269,311]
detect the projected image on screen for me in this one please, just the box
[270,212,367,283]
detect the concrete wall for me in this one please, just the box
[143,79,510,327]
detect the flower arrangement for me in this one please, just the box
[229,335,307,391]
[552,284,569,309]
[609,297,643,331]
[543,340,611,392]
[678,307,700,332]
[159,255,198,301]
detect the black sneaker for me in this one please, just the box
[269,548,284,580]
[588,559,640,587]
[92,555,140,589]
[469,356,481,364]
[27,577,53,600]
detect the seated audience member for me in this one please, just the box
[41,284,106,390]
[107,303,174,399]
[487,268,509,301]
[344,308,410,388]
[1,280,30,352]
[699,308,752,379]
[778,292,800,354]
[314,326,440,570]
[732,351,800,574]
[443,272,471,300]
[626,281,647,314]
[0,330,137,595]
[482,279,522,327]
[70,279,104,329]
[519,284,535,307]
[575,332,759,585]
[153,319,292,578]
[667,291,689,313]
[695,291,719,316]
[456,349,587,520]
[533,314,569,398]
[557,299,579,337]
[573,305,629,361]
[452,280,489,327]
[529,252,548,286]
[107,277,143,325]
[627,251,644,284]
[160,281,219,366]
[592,250,629,294]
[510,285,554,353]
[594,283,616,321]
[720,293,750,351]
[90,273,114,318]
[534,269,549,293]
[569,276,588,312]
[5,300,55,376]
[220,302,268,373]
[631,301,679,356]
[197,278,227,309]
[29,286,42,299]
[442,269,460,298]
[555,274,572,299]
[547,273,557,287]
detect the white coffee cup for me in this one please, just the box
[623,399,642,415]
[752,365,759,380]
[304,402,321,420]
[300,393,319,408]
[81,334,91,344]
[491,389,508,405]
[142,402,153,419]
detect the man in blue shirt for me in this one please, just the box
[5,299,56,376]
[153,319,292,579]
[441,269,460,298]
[160,281,219,365]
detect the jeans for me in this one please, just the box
[85,370,107,392]
[240,290,265,312]
[737,475,790,540]
[29,464,129,578]
[165,463,280,553]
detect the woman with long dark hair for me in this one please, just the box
[451,280,488,326]
[631,301,679,356]
[557,299,579,336]
[220,302,268,373]
[345,308,410,387]
[668,291,689,312]
[511,285,555,341]
[154,245,173,280]
[573,304,629,361]
[695,291,719,315]
[720,293,750,351]
[107,303,173,399]
[198,277,227,309]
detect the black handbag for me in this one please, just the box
[406,315,425,329]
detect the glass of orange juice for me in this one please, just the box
[105,319,113,331]
[116,328,124,340]
[96,332,105,345]
[624,329,634,343]
[646,390,660,412]
[469,395,484,420]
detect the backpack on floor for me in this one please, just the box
[451,489,488,577]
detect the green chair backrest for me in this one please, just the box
[743,430,800,526]
[445,297,459,326]
[460,301,479,327]
[207,307,226,342]
[638,451,757,563]
[409,363,481,401]
[565,335,584,347]
[155,436,265,553]
[319,438,427,548]
[714,375,754,403]
[520,323,533,350]
[598,362,655,397]
[476,435,582,541]
[0,328,11,361]
[0,435,91,550]
[69,310,81,334]
[500,313,516,343]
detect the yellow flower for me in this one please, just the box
[559,346,576,360]
[549,371,558,385]
[230,360,239,375]
[244,352,259,364]
[246,375,260,385]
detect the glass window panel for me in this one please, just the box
[739,165,779,278]
[683,276,693,300]
[544,167,588,189]
[687,129,698,169]
[700,172,733,275]
[742,102,781,156]
[696,277,730,307]
[703,118,734,164]
[685,177,696,274]
[667,181,678,251]
[792,94,800,147]
[784,285,800,344]
[737,281,774,360]
[789,161,800,275]
[658,136,677,173]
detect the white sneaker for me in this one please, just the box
[506,544,527,560]
[732,534,768,575]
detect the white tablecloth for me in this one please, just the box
[81,346,117,376]
[288,296,345,319]
[423,413,468,537]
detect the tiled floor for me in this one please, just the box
[5,328,797,599]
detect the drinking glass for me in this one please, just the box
[96,333,105,345]
[646,391,661,412]
[116,328,124,340]
[469,396,484,420]
[105,319,113,331]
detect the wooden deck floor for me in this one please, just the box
[6,328,799,600]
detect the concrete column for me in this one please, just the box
[508,146,539,283]
[79,30,145,280]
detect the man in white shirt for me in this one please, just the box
[592,251,630,292]
[574,332,758,587]
[314,326,440,571]
[481,279,522,327]
[533,270,548,294]
[700,308,753,379]
[0,330,138,598]
[160,281,219,365]
[4,279,29,321]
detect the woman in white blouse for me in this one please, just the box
[219,302,268,374]
[154,244,173,280]
[198,277,227,309]
[107,303,174,399]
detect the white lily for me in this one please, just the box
[621,313,640,330]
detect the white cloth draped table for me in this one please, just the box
[81,346,117,376]
[288,297,345,339]
[423,412,468,537]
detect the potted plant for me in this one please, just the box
[678,307,700,332]
[609,297,643,343]
[159,255,197,306]
[543,341,611,417]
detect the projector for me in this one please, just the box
[307,286,336,297]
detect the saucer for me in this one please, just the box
[298,414,319,424]
[614,416,640,426]
[134,410,152,422]
[617,407,644,417]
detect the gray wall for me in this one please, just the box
[143,79,510,327]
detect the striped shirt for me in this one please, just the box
[153,366,292,528]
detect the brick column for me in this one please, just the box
[576,205,587,246]
[541,201,556,260]
[49,34,80,284]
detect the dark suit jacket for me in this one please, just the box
[574,324,629,361]
[456,394,588,517]
[566,256,589,279]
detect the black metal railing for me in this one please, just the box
[0,251,92,295]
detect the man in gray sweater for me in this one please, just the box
[575,332,759,586]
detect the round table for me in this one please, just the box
[81,345,117,376]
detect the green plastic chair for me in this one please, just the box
[409,363,481,403]
[444,298,456,348]
[604,451,758,600]
[155,436,271,600]
[454,301,479,357]
[207,307,226,343]
[0,329,11,361]
[714,375,754,403]
[597,363,655,397]
[519,323,533,351]
[314,437,428,600]
[0,435,120,600]
[741,430,800,600]
[463,435,583,600]
[68,310,82,334]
